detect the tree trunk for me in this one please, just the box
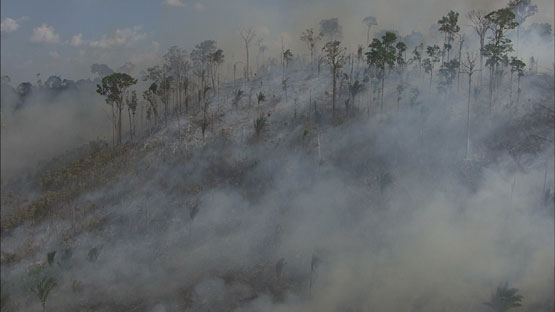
[479,37,484,86]
[118,104,123,145]
[516,75,521,107]
[245,42,250,81]
[509,72,514,105]
[310,48,314,73]
[111,102,115,147]
[489,66,494,114]
[128,108,132,140]
[332,70,336,117]
[381,71,385,112]
[466,74,472,159]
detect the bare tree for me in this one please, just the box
[460,52,478,159]
[240,28,256,81]
[467,10,491,85]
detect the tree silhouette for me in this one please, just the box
[362,16,377,46]
[467,10,491,85]
[300,28,322,73]
[96,73,137,145]
[484,282,523,312]
[320,18,342,41]
[323,40,347,116]
[366,32,399,110]
[438,10,460,62]
[509,0,537,54]
[484,8,518,112]
[240,28,256,81]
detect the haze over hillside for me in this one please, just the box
[1,0,554,311]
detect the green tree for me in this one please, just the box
[96,73,137,145]
[30,276,56,312]
[438,10,461,62]
[366,32,398,110]
[484,8,518,111]
[323,41,347,116]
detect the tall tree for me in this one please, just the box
[461,52,478,159]
[240,28,256,81]
[96,73,137,145]
[484,8,518,111]
[323,41,347,116]
[209,48,224,93]
[423,45,441,90]
[143,82,160,127]
[438,10,461,62]
[362,16,378,46]
[126,90,138,139]
[366,32,399,110]
[191,40,217,103]
[300,28,322,73]
[467,10,491,85]
[410,43,424,75]
[164,46,189,119]
[508,0,537,55]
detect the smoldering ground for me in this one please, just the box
[1,1,554,310]
[1,62,553,311]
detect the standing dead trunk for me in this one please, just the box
[128,108,133,140]
[332,70,337,117]
[466,73,473,159]
[118,104,123,145]
[516,75,522,107]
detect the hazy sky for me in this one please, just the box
[1,0,553,82]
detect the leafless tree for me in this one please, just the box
[467,10,491,85]
[461,52,478,159]
[240,28,256,81]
